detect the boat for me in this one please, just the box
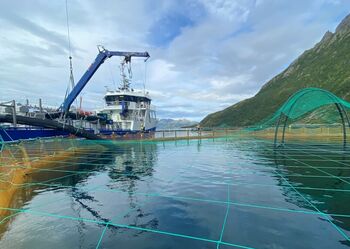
[97,54,157,135]
[99,89,157,135]
[0,47,157,142]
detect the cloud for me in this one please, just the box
[200,0,255,22]
[147,59,180,86]
[1,0,350,120]
[3,16,64,47]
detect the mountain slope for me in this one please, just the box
[157,119,198,130]
[200,14,350,127]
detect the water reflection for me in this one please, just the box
[272,143,350,245]
[106,142,160,235]
[108,142,157,182]
[0,141,159,245]
[2,138,350,249]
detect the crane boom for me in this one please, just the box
[59,47,149,113]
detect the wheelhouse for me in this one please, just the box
[105,94,151,106]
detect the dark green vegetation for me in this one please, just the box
[200,14,350,127]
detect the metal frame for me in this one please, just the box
[274,103,350,148]
[273,89,350,149]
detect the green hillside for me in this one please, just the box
[200,14,350,127]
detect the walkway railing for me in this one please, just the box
[152,128,237,140]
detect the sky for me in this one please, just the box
[1,0,350,121]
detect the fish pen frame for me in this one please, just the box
[274,102,350,148]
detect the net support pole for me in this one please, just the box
[335,103,349,149]
[341,105,350,138]
[274,113,283,148]
[12,100,17,127]
[281,114,289,145]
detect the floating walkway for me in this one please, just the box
[0,114,101,140]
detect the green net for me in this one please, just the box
[247,88,350,131]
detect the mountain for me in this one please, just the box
[200,14,350,127]
[157,118,198,130]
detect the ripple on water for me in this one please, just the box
[1,138,350,249]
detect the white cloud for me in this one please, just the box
[147,59,180,86]
[1,0,350,120]
[200,0,255,22]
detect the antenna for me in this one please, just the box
[144,59,148,94]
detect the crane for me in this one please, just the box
[59,46,150,114]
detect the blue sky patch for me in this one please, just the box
[148,11,195,47]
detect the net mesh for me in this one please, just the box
[0,137,350,248]
[247,88,350,130]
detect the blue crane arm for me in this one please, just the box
[59,48,149,113]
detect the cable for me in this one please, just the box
[107,62,117,90]
[63,0,77,113]
[65,0,72,59]
[144,60,147,94]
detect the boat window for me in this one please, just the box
[105,95,151,103]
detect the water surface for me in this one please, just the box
[0,138,350,249]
